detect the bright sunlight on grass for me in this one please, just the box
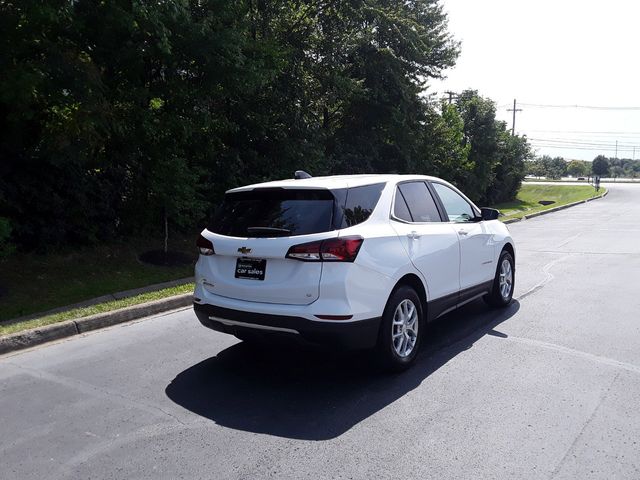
[493,184,605,220]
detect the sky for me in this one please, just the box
[433,0,640,161]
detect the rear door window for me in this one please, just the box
[210,189,335,237]
[396,182,442,222]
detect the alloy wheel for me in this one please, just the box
[392,299,419,358]
[499,258,513,299]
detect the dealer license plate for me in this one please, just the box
[235,257,266,280]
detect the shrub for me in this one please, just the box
[0,217,15,258]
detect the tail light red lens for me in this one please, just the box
[196,234,215,255]
[286,236,363,262]
[320,237,363,261]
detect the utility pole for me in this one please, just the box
[444,91,457,105]
[507,99,522,135]
[614,141,618,182]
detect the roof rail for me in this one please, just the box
[294,170,312,179]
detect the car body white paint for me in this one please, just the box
[194,174,514,327]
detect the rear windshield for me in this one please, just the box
[209,183,385,237]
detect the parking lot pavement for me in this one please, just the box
[1,184,639,479]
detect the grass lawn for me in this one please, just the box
[493,184,605,220]
[0,283,194,336]
[0,235,197,322]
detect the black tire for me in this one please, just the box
[484,250,515,307]
[376,285,424,372]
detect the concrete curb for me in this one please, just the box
[502,189,608,224]
[0,293,192,356]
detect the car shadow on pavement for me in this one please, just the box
[165,299,520,440]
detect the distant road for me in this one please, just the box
[1,183,639,479]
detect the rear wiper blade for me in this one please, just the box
[246,227,292,236]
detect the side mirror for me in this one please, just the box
[480,207,500,221]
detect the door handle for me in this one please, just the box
[407,231,421,240]
[458,229,468,236]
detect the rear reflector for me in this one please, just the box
[196,234,215,255]
[286,236,364,262]
[314,314,354,320]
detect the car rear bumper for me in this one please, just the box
[193,303,381,350]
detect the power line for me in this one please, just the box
[525,132,640,140]
[519,103,640,111]
[529,139,640,147]
[528,137,640,148]
[529,144,638,152]
[529,141,639,152]
[528,138,640,147]
[525,129,640,134]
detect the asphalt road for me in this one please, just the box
[2,184,639,479]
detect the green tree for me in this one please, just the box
[454,90,500,202]
[525,159,544,177]
[535,155,566,179]
[0,0,124,249]
[592,155,610,177]
[0,0,263,248]
[610,165,624,180]
[550,157,567,179]
[0,0,529,254]
[567,160,589,177]
[488,127,530,204]
[421,103,472,186]
[0,217,14,258]
[449,90,528,204]
[319,0,461,175]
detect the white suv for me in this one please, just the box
[193,174,515,370]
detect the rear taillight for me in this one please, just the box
[286,236,363,262]
[196,234,215,256]
[286,240,322,261]
[321,237,363,261]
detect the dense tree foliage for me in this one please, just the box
[526,154,640,181]
[566,160,590,178]
[0,0,529,253]
[599,156,640,179]
[525,156,568,179]
[453,90,529,204]
[591,156,610,177]
[590,155,640,179]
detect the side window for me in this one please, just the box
[340,183,385,227]
[432,183,475,222]
[393,189,413,222]
[396,182,441,222]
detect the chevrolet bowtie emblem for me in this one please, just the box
[238,246,252,255]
